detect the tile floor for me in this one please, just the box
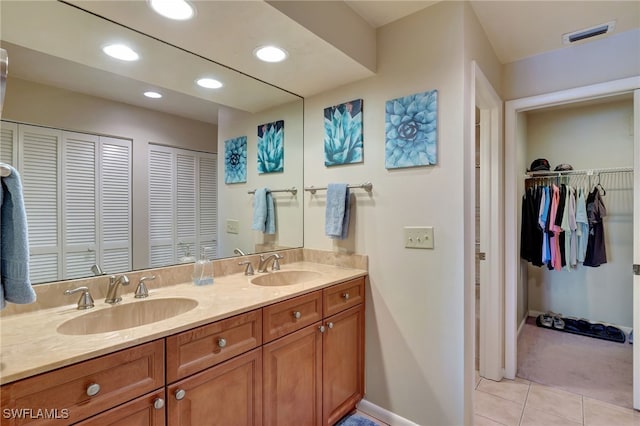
[474,372,640,426]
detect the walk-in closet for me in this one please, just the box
[515,94,635,409]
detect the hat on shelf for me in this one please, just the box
[554,164,573,171]
[529,158,550,172]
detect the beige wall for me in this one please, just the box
[217,100,304,258]
[3,77,217,269]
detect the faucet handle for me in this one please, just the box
[64,286,95,310]
[272,253,284,271]
[135,275,155,298]
[239,261,254,276]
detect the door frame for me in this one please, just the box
[504,77,640,408]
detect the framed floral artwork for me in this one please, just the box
[257,120,284,173]
[224,136,247,184]
[324,99,363,166]
[385,89,438,169]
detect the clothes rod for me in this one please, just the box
[525,167,633,179]
[0,164,11,177]
[247,187,297,195]
[304,182,373,195]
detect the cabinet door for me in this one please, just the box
[74,389,165,426]
[263,323,322,426]
[322,304,365,426]
[167,348,262,426]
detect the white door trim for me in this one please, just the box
[633,89,640,409]
[504,76,640,381]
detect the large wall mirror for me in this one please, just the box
[0,1,304,284]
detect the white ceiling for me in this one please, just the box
[2,1,638,124]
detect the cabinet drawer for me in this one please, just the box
[166,309,262,383]
[0,340,164,426]
[323,277,365,317]
[74,389,165,426]
[263,291,323,343]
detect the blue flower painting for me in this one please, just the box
[385,89,438,169]
[324,99,363,166]
[224,136,247,184]
[257,120,284,174]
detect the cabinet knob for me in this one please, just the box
[86,383,101,397]
[292,311,302,319]
[327,322,334,329]
[319,325,326,333]
[175,389,186,400]
[342,292,350,301]
[218,338,227,348]
[153,398,165,409]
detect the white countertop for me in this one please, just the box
[0,261,366,385]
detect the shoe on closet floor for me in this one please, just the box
[552,315,565,330]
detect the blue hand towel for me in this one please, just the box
[252,188,276,234]
[1,166,36,309]
[325,183,350,239]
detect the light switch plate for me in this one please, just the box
[226,219,239,234]
[404,226,434,249]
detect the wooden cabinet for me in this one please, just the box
[0,340,164,426]
[262,291,323,343]
[74,389,166,426]
[167,348,262,426]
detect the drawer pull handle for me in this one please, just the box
[327,322,334,329]
[342,292,350,301]
[175,389,186,400]
[319,325,326,333]
[86,383,101,397]
[153,398,165,409]
[218,338,227,348]
[292,311,302,319]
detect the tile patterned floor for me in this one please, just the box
[474,372,640,426]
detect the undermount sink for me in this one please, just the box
[57,298,198,335]
[250,270,321,287]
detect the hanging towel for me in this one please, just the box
[251,188,276,234]
[1,166,36,310]
[325,183,350,239]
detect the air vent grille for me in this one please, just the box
[563,21,616,44]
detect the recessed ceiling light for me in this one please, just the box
[196,78,223,89]
[254,45,288,63]
[149,0,195,20]
[144,91,162,99]
[102,44,139,61]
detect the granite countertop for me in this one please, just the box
[0,261,366,385]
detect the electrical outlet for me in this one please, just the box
[226,219,239,234]
[404,226,434,249]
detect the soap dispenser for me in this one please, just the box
[193,247,214,286]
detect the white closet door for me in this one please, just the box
[1,121,18,165]
[148,145,175,267]
[176,151,197,260]
[18,124,62,283]
[100,136,131,274]
[62,131,97,279]
[198,153,218,259]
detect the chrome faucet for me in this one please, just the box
[257,253,283,273]
[105,274,130,304]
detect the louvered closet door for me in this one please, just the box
[18,124,62,284]
[199,153,218,259]
[176,151,197,260]
[62,131,97,279]
[99,136,132,274]
[1,121,18,165]
[149,145,175,267]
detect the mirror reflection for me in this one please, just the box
[0,1,304,284]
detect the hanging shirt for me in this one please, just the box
[538,186,551,265]
[549,185,562,271]
[555,184,567,268]
[567,186,578,268]
[584,187,607,267]
[575,188,589,262]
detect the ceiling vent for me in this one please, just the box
[562,21,616,44]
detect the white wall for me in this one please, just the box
[3,77,217,269]
[217,100,304,258]
[525,99,635,327]
[302,2,501,423]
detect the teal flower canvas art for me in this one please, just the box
[224,136,247,184]
[385,89,438,169]
[257,120,284,174]
[324,99,363,166]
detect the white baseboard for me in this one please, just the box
[526,310,633,335]
[357,399,418,426]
